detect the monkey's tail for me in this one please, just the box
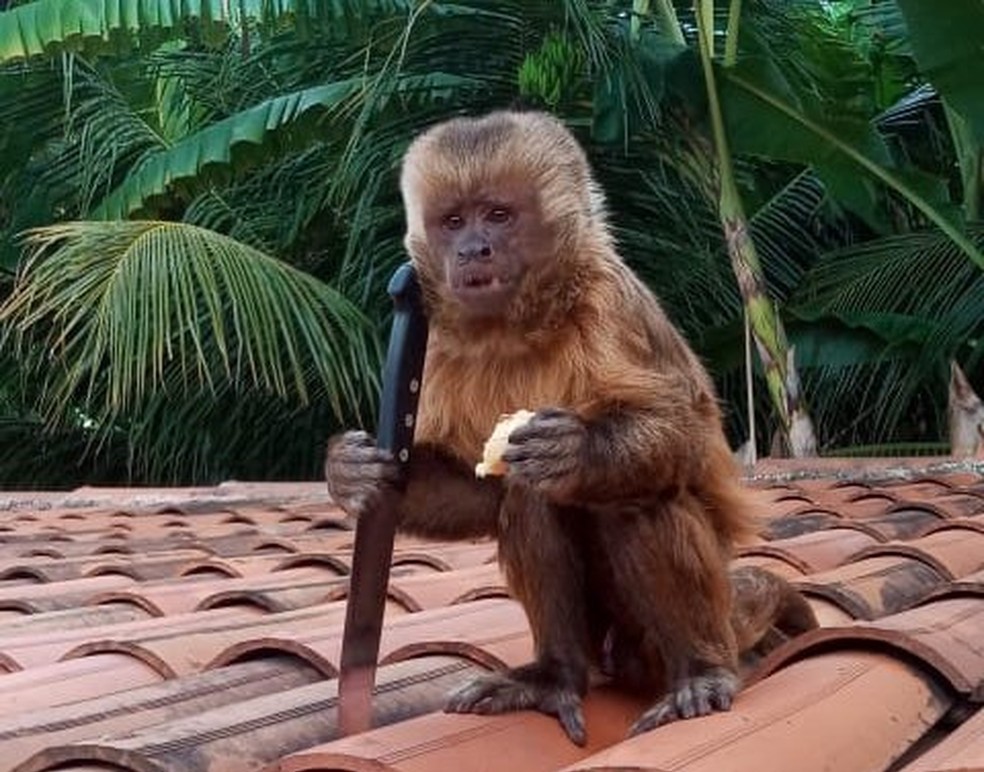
[730,564,819,660]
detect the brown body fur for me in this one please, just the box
[327,110,816,743]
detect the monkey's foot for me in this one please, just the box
[629,667,739,737]
[445,669,586,746]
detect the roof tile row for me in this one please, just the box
[0,464,983,771]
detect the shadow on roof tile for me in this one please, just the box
[794,555,948,620]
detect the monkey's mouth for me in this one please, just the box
[456,271,513,295]
[453,271,516,314]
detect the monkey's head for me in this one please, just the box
[400,111,607,325]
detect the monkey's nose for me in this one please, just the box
[457,243,492,263]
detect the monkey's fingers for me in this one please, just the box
[508,409,584,443]
[629,668,738,736]
[553,693,587,747]
[445,675,586,746]
[329,444,400,484]
[445,674,511,714]
[501,440,580,474]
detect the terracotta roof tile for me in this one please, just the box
[755,597,984,698]
[793,554,948,619]
[20,657,485,772]
[900,706,984,772]
[278,687,647,772]
[3,464,984,771]
[0,655,321,771]
[562,652,951,772]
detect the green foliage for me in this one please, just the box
[0,0,983,484]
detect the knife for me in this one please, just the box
[337,262,428,736]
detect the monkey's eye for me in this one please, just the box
[442,214,464,230]
[487,207,513,224]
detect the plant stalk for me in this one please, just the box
[695,0,816,456]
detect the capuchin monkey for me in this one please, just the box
[327,110,817,744]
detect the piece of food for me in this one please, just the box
[475,410,535,478]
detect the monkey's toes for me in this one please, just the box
[629,667,738,737]
[445,673,586,746]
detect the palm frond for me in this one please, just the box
[1,220,380,421]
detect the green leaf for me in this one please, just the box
[721,58,984,270]
[1,220,380,418]
[93,73,478,219]
[894,0,984,144]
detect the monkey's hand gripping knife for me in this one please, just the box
[337,263,428,737]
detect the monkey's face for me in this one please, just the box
[423,185,550,319]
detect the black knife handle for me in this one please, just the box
[376,263,428,460]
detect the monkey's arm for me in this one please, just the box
[326,432,502,540]
[504,377,718,504]
[400,444,503,539]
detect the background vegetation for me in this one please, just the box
[0,0,981,487]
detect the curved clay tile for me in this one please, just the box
[856,528,984,579]
[387,565,507,612]
[0,607,251,671]
[899,703,984,771]
[923,515,984,535]
[306,515,357,534]
[17,656,485,772]
[565,651,950,772]
[753,597,984,699]
[848,544,955,581]
[325,585,421,613]
[398,542,498,570]
[204,581,356,613]
[211,598,530,680]
[760,510,844,541]
[923,567,984,602]
[93,566,339,617]
[66,603,342,679]
[883,479,956,500]
[743,527,883,574]
[0,604,149,640]
[807,596,856,627]
[177,559,241,579]
[253,537,304,554]
[0,656,321,772]
[0,576,137,614]
[925,492,984,518]
[274,553,350,575]
[854,506,945,540]
[732,554,806,581]
[840,492,898,518]
[83,549,217,581]
[735,545,811,575]
[0,654,162,717]
[390,552,454,572]
[794,555,948,620]
[279,686,647,772]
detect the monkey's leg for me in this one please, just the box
[445,488,592,746]
[599,499,741,736]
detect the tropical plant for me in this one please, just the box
[0,0,981,486]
